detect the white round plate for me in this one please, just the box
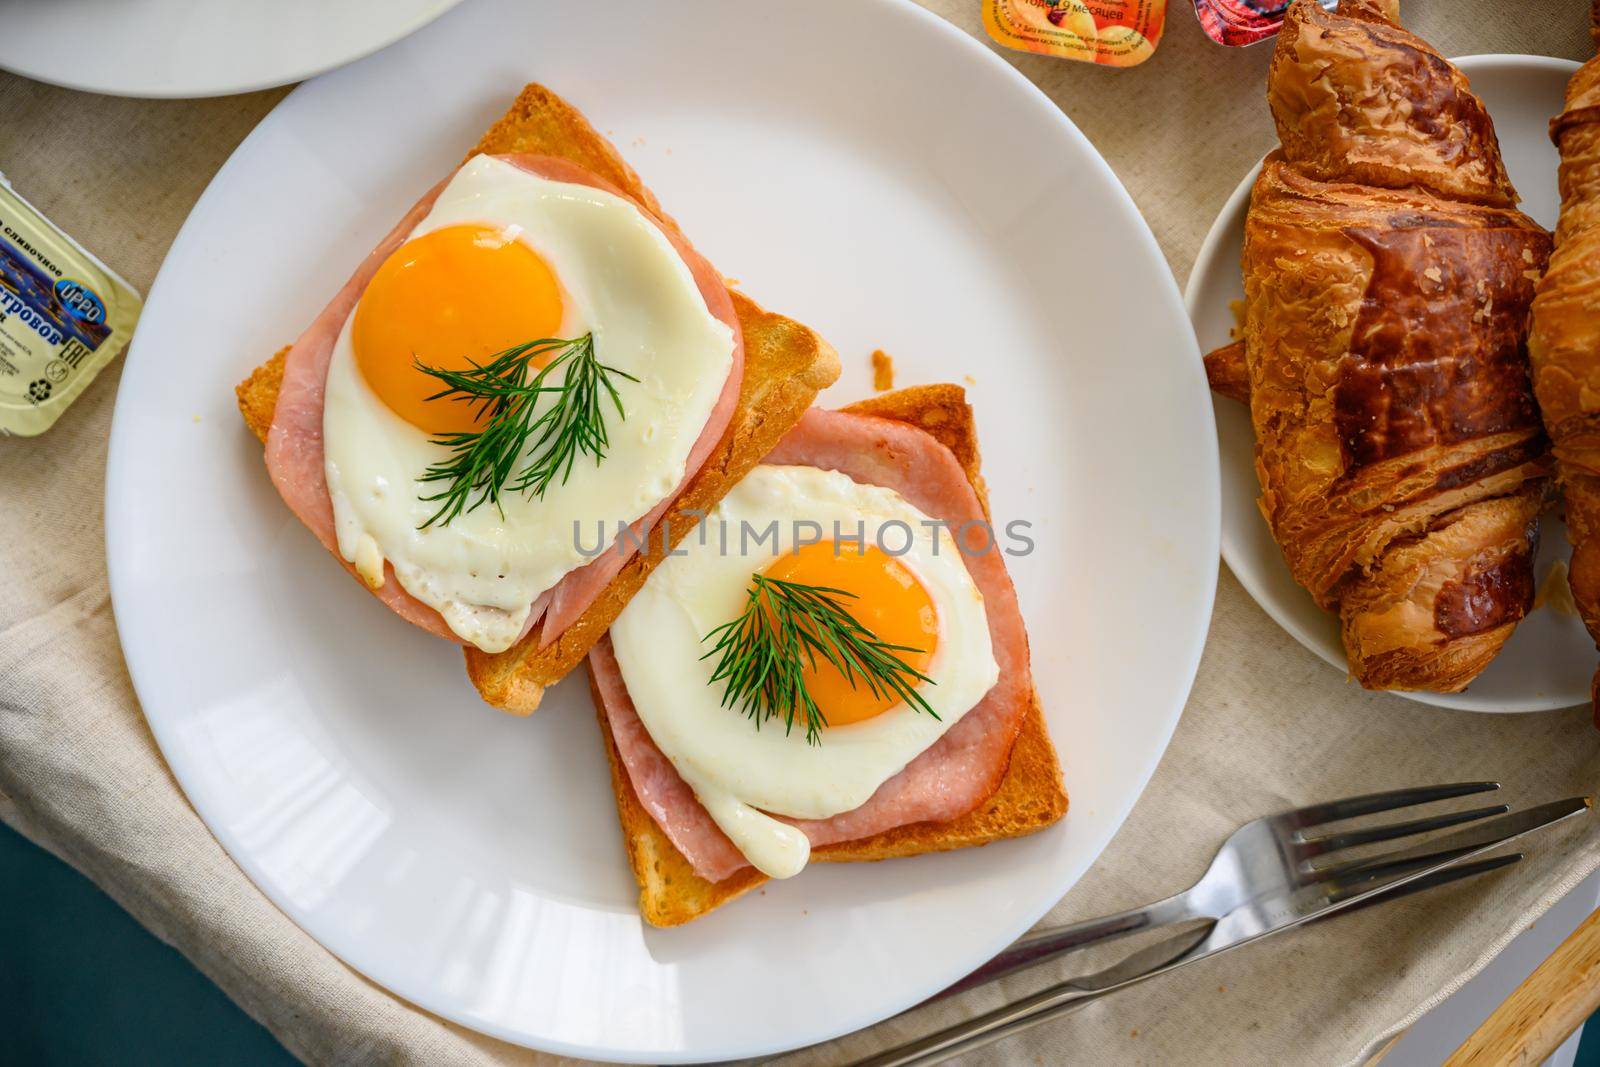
[106,0,1218,1059]
[0,0,463,99]
[1187,55,1591,714]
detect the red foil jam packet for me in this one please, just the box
[1192,0,1291,46]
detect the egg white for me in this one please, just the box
[608,464,999,879]
[322,154,736,653]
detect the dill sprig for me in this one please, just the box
[413,334,638,528]
[700,574,937,745]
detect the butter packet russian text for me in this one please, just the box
[0,172,141,436]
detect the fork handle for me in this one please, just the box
[930,890,1198,1001]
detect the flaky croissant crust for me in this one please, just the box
[1246,160,1550,606]
[1229,0,1552,691]
[1270,0,1515,208]
[1531,40,1600,705]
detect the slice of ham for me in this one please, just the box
[591,407,1034,883]
[265,154,743,647]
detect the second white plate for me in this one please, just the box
[0,0,464,98]
[1187,54,1592,713]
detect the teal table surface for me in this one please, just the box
[0,821,296,1066]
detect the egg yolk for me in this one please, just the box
[762,541,939,727]
[352,224,565,434]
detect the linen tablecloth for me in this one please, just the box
[2,2,1598,1064]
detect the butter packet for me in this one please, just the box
[983,0,1166,67]
[0,172,141,436]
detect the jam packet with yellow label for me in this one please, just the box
[983,0,1166,67]
[0,172,141,436]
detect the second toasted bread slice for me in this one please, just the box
[589,384,1069,926]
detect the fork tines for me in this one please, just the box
[1287,781,1501,829]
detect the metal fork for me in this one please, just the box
[848,792,1591,1067]
[933,781,1511,1001]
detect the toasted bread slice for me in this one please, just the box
[236,346,289,445]
[236,84,840,713]
[590,383,1069,926]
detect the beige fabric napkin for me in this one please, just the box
[2,3,1598,1065]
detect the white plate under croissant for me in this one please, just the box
[1188,53,1593,713]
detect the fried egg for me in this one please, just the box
[322,154,736,653]
[608,464,999,879]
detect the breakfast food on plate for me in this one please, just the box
[586,384,1067,925]
[1531,13,1600,711]
[1202,0,1553,692]
[237,84,840,711]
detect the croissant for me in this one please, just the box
[1206,0,1553,692]
[1531,11,1600,709]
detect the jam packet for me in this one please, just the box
[1192,0,1289,46]
[0,172,141,436]
[982,0,1166,67]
